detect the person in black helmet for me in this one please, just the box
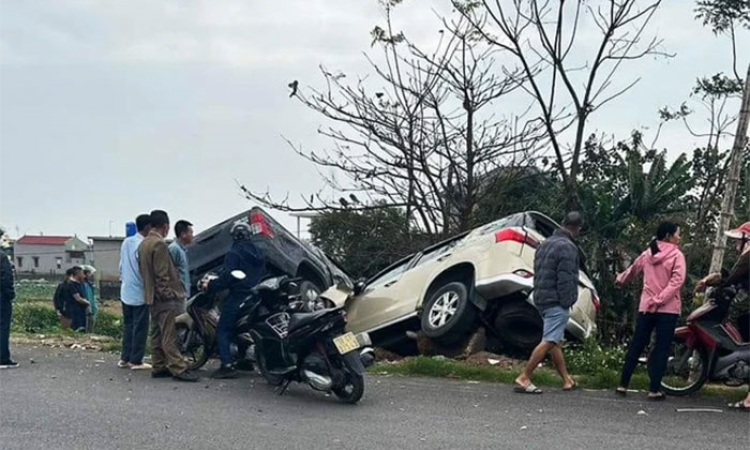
[202,221,265,379]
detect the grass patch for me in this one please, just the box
[370,356,745,401]
[15,281,57,303]
[11,302,122,339]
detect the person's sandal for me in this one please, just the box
[513,382,543,394]
[728,401,750,412]
[647,392,666,401]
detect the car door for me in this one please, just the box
[346,256,416,333]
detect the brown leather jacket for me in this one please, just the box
[138,231,184,306]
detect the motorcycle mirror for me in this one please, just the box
[231,270,247,280]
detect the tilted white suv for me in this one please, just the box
[322,211,599,352]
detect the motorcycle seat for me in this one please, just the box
[288,310,333,332]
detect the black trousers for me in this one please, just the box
[121,303,150,365]
[620,312,678,393]
[0,298,12,363]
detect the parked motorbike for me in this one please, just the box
[247,276,375,404]
[175,271,257,371]
[661,286,750,396]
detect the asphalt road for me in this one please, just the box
[0,345,747,450]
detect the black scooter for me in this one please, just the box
[175,272,257,371]
[247,276,375,404]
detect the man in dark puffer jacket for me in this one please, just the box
[514,212,583,394]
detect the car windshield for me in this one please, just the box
[321,252,353,283]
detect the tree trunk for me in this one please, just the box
[709,63,750,273]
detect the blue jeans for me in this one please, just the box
[217,298,243,366]
[620,312,679,393]
[121,303,150,365]
[0,299,12,362]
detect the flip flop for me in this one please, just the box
[514,382,543,394]
[563,381,578,392]
[728,401,750,412]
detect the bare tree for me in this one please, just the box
[455,0,668,209]
[657,78,740,235]
[693,0,750,271]
[242,2,544,234]
[711,64,750,271]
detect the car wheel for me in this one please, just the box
[298,280,324,311]
[493,301,543,354]
[420,282,477,345]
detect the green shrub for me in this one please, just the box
[93,311,122,339]
[565,339,626,375]
[11,303,60,333]
[11,303,122,340]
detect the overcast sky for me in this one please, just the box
[1,0,747,240]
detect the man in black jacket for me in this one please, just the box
[202,221,264,379]
[0,227,18,369]
[514,212,583,394]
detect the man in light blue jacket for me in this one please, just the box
[118,214,152,370]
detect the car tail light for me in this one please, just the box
[250,211,274,237]
[513,269,534,278]
[592,293,601,312]
[495,228,540,248]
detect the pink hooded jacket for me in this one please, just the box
[616,241,686,315]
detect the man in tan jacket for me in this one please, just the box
[139,210,199,382]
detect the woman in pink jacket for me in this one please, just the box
[615,221,686,400]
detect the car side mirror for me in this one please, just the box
[353,279,367,296]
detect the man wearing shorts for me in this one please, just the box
[514,212,583,394]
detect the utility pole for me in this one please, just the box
[710,63,750,273]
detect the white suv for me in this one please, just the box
[322,212,599,352]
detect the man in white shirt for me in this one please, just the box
[118,214,152,370]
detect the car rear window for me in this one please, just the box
[475,213,525,236]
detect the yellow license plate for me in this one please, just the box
[333,332,360,355]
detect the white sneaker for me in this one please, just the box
[130,362,153,371]
[117,360,131,369]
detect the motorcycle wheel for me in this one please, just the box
[176,324,210,371]
[256,351,285,387]
[660,337,709,396]
[333,374,365,404]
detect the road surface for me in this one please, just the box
[0,344,747,450]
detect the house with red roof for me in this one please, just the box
[13,235,89,275]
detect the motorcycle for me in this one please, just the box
[247,276,375,404]
[661,286,750,396]
[175,271,257,371]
